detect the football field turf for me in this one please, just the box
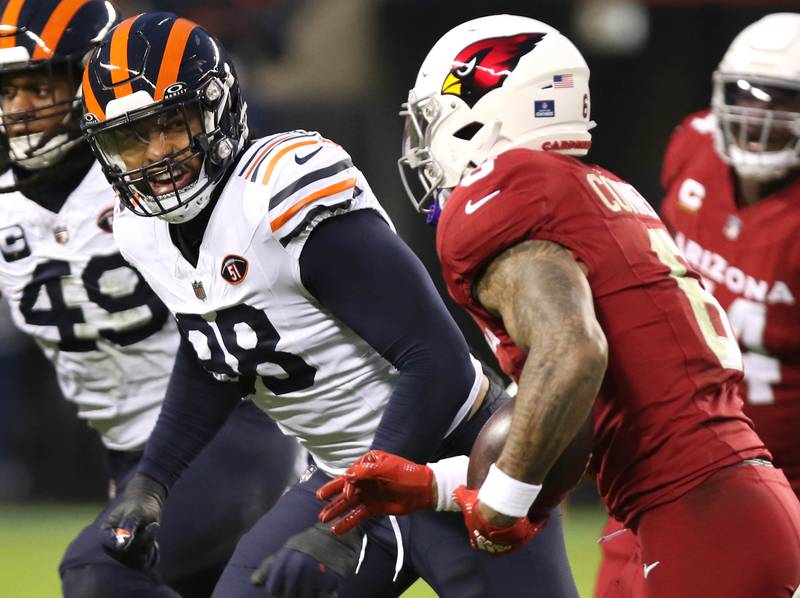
[0,503,606,597]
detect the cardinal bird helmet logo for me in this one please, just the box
[441,33,545,108]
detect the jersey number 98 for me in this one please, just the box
[176,304,317,396]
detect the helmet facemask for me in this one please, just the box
[0,60,84,170]
[84,71,245,224]
[712,72,800,181]
[398,93,449,219]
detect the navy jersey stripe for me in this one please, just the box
[248,132,316,183]
[279,200,353,247]
[269,158,354,210]
[237,138,273,177]
[237,132,304,180]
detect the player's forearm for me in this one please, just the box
[371,348,477,461]
[138,336,241,489]
[300,209,477,462]
[498,333,604,484]
[475,240,607,485]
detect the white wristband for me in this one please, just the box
[477,463,542,518]
[427,455,469,512]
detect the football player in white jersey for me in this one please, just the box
[0,2,300,596]
[82,12,580,598]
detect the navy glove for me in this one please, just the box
[100,474,166,570]
[251,523,364,598]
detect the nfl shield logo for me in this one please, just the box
[53,225,69,244]
[192,280,207,300]
[723,215,742,240]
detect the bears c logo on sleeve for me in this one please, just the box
[221,255,249,284]
[442,33,545,108]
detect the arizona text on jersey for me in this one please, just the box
[661,110,800,495]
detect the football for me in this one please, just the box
[467,398,594,521]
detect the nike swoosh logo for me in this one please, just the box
[464,190,500,215]
[294,147,322,165]
[643,561,660,579]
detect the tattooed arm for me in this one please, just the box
[475,239,607,525]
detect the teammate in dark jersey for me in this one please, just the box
[317,15,800,597]
[597,13,800,597]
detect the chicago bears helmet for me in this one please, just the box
[81,12,248,223]
[712,13,800,180]
[399,14,594,219]
[0,0,116,169]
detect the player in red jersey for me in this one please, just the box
[596,12,800,597]
[316,14,800,597]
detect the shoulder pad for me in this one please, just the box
[255,134,361,243]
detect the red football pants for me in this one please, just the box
[595,517,638,598]
[595,463,800,598]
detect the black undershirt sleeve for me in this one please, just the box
[137,334,242,489]
[299,209,476,463]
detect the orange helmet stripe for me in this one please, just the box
[32,0,92,59]
[0,0,25,49]
[270,178,356,232]
[109,15,136,98]
[154,18,196,100]
[81,58,105,120]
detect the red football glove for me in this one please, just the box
[453,485,546,555]
[317,450,434,535]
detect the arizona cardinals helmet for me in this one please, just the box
[712,13,800,180]
[81,12,248,223]
[399,14,594,218]
[0,0,116,169]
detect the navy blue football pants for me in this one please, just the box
[212,383,580,598]
[59,401,300,598]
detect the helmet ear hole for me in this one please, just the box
[453,121,484,140]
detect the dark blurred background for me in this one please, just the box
[1,0,798,502]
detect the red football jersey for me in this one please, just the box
[436,148,768,525]
[661,110,800,496]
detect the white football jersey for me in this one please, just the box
[114,131,482,474]
[0,162,179,451]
